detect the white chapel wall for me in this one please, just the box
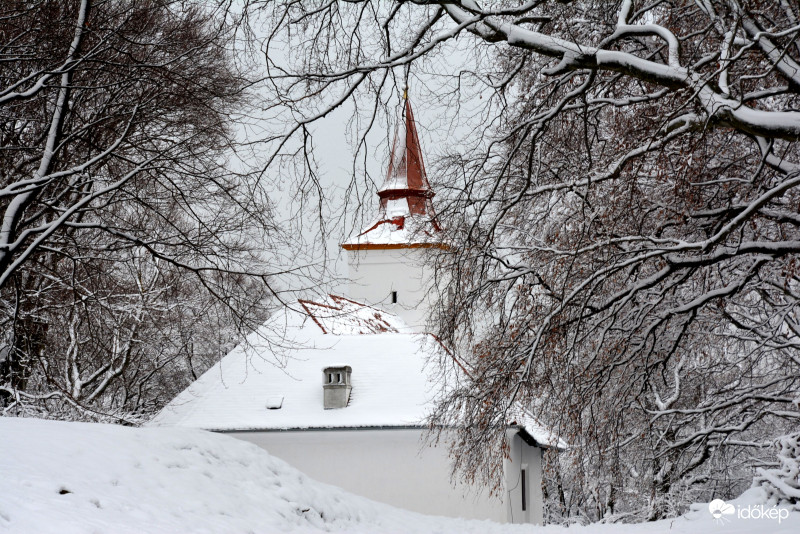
[345,248,437,330]
[503,432,544,524]
[226,428,506,522]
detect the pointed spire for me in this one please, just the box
[341,97,441,250]
[377,98,434,217]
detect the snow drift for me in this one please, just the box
[1,417,798,534]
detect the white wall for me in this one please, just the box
[503,432,544,524]
[226,428,507,522]
[346,248,435,330]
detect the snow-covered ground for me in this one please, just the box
[1,418,797,534]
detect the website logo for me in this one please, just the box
[708,498,790,524]
[708,499,735,524]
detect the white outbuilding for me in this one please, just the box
[150,99,562,524]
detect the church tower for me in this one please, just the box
[341,98,442,330]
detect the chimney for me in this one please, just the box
[322,366,352,409]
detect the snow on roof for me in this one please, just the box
[298,295,404,335]
[150,297,562,449]
[507,406,569,450]
[343,214,443,248]
[149,299,439,431]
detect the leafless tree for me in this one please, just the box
[249,0,800,520]
[0,0,301,420]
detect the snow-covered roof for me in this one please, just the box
[343,213,443,248]
[342,98,442,250]
[150,296,561,448]
[150,296,437,431]
[297,295,404,334]
[507,406,569,451]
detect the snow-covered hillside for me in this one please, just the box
[1,417,797,534]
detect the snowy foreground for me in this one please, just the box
[1,418,797,534]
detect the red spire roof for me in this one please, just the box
[378,99,434,216]
[342,98,442,250]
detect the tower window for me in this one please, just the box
[390,291,397,304]
[521,468,527,511]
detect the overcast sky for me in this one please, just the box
[228,7,495,296]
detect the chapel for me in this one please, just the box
[150,97,561,524]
